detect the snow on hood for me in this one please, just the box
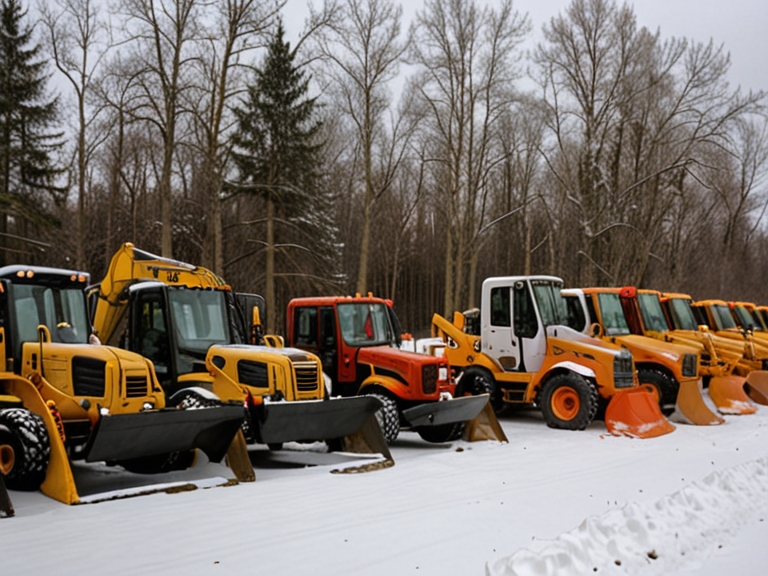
[487,456,768,576]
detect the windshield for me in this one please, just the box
[638,293,669,332]
[10,284,89,345]
[532,282,567,326]
[733,305,758,331]
[668,298,698,331]
[711,304,737,330]
[337,302,393,347]
[596,293,630,335]
[167,288,232,355]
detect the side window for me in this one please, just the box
[490,287,511,327]
[513,283,538,339]
[319,307,336,347]
[294,307,318,346]
[564,296,586,332]
[132,292,170,374]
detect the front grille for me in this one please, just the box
[613,352,635,389]
[238,360,269,388]
[422,364,438,395]
[72,356,106,397]
[293,360,319,392]
[125,374,148,398]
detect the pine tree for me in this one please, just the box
[0,0,63,263]
[233,21,335,332]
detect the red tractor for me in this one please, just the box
[285,296,503,444]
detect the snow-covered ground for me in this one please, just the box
[4,403,768,575]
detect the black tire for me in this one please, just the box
[0,408,51,491]
[416,422,465,443]
[367,392,400,444]
[637,368,679,416]
[458,367,505,414]
[538,372,598,430]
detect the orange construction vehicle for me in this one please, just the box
[618,287,755,415]
[562,287,724,425]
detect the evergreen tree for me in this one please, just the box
[0,0,63,263]
[233,21,335,331]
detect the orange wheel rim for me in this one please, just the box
[0,444,14,476]
[551,388,580,420]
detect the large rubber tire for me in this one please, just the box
[416,422,465,443]
[457,367,505,414]
[637,368,679,416]
[538,373,598,430]
[0,408,51,491]
[367,393,400,445]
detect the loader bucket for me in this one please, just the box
[462,401,508,442]
[402,394,489,428]
[604,388,676,438]
[86,404,247,463]
[0,443,14,517]
[337,414,393,463]
[745,371,768,405]
[708,375,756,415]
[225,429,256,483]
[250,395,382,446]
[669,379,726,425]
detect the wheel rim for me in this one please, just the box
[551,387,580,420]
[0,444,14,476]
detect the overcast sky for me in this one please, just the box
[284,0,768,95]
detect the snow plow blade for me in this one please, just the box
[462,401,508,442]
[604,388,676,438]
[335,413,394,469]
[86,404,247,463]
[251,396,383,447]
[745,371,768,405]
[708,375,756,415]
[670,379,726,425]
[402,394,489,428]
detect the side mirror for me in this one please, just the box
[589,322,603,339]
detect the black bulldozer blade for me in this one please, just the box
[85,405,246,464]
[251,396,382,445]
[402,394,489,427]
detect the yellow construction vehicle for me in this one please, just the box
[89,244,388,461]
[562,287,725,424]
[690,298,768,405]
[0,265,248,506]
[432,276,673,439]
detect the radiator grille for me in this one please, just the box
[72,356,106,397]
[294,360,319,392]
[421,364,438,395]
[125,374,148,398]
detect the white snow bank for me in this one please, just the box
[487,456,768,576]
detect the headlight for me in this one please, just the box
[682,353,698,377]
[612,349,634,388]
[438,367,448,382]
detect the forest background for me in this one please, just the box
[1,0,766,334]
